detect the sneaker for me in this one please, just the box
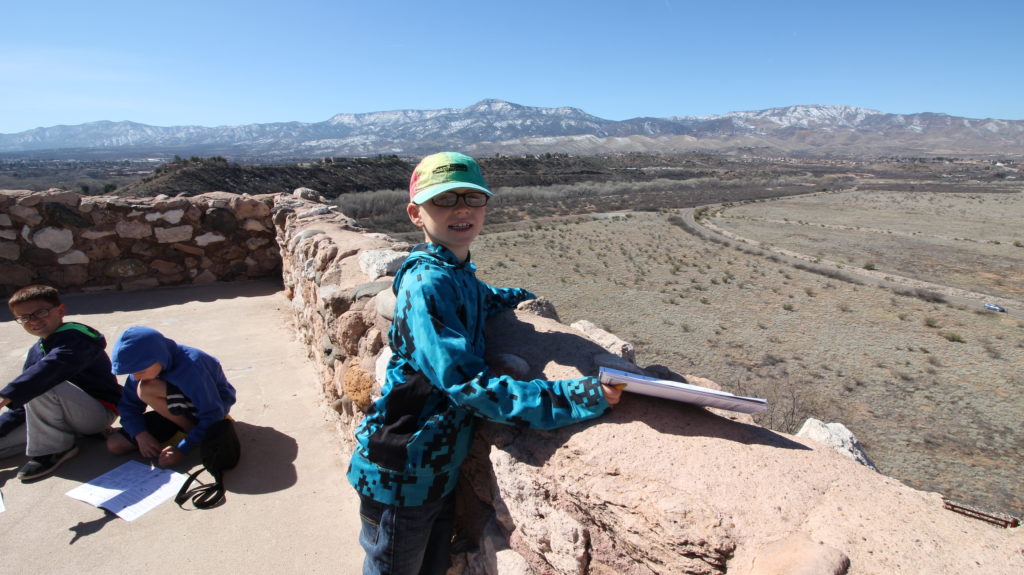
[17,445,79,482]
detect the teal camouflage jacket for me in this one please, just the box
[347,243,610,506]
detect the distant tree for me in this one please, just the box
[103,183,117,194]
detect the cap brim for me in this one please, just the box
[411,182,493,204]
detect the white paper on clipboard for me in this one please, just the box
[599,367,768,414]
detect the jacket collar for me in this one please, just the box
[411,242,476,272]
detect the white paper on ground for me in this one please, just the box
[66,460,188,521]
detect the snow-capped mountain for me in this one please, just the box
[1,100,1021,160]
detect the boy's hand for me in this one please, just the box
[158,446,184,467]
[135,431,161,458]
[601,384,623,406]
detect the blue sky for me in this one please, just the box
[2,0,1021,134]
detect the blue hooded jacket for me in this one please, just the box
[347,243,610,506]
[111,326,236,454]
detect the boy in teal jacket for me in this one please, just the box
[347,152,622,575]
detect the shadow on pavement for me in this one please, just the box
[228,421,298,495]
[68,510,119,545]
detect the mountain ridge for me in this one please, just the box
[2,100,1022,160]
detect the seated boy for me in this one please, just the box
[106,326,236,468]
[0,285,122,481]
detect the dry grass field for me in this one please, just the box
[709,185,1024,302]
[470,185,1023,518]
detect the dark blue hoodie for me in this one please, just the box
[111,326,236,454]
[0,322,122,437]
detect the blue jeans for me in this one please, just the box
[358,492,455,575]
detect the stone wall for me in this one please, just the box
[272,194,1024,575]
[0,189,280,296]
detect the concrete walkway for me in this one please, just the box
[0,279,363,574]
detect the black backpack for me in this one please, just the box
[175,418,241,509]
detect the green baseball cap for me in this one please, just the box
[409,152,493,204]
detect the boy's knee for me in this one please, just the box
[137,378,168,405]
[106,433,135,455]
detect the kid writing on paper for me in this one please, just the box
[347,152,623,575]
[106,326,236,468]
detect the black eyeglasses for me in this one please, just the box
[14,307,54,325]
[430,191,490,208]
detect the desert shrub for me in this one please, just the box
[332,189,413,232]
[983,342,1003,360]
[893,287,946,304]
[941,332,965,343]
[913,289,946,303]
[924,317,940,328]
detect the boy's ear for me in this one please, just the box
[407,203,424,228]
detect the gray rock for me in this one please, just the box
[154,225,194,243]
[319,284,353,316]
[515,297,560,321]
[8,205,42,226]
[297,206,335,218]
[358,250,407,280]
[115,220,152,239]
[145,209,185,224]
[294,187,322,201]
[82,230,116,239]
[374,286,396,321]
[192,269,218,285]
[57,250,89,265]
[104,259,148,278]
[32,227,74,253]
[351,280,393,301]
[195,232,225,246]
[242,218,269,232]
[570,319,636,362]
[796,418,878,470]
[0,241,20,261]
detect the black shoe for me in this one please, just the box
[17,445,79,482]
